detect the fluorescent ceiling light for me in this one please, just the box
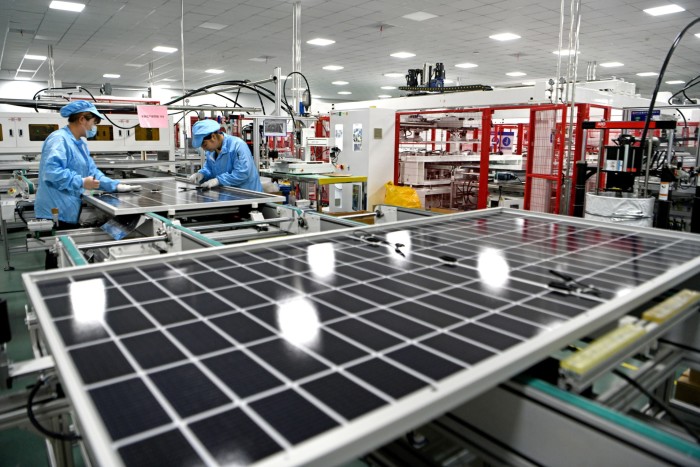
[600,62,624,67]
[49,1,85,12]
[17,69,38,73]
[553,49,579,56]
[522,81,536,85]
[103,73,120,78]
[380,86,396,90]
[199,22,227,30]
[332,81,349,85]
[636,72,658,77]
[695,33,700,39]
[205,69,225,74]
[506,71,526,77]
[322,65,344,71]
[643,4,684,16]
[153,46,178,53]
[160,78,176,82]
[665,80,685,84]
[390,52,415,58]
[402,12,437,21]
[307,38,335,46]
[337,91,352,95]
[312,95,322,99]
[455,62,478,68]
[125,63,144,67]
[383,72,404,78]
[378,95,392,98]
[14,77,32,81]
[489,32,521,41]
[24,54,47,61]
[249,57,267,62]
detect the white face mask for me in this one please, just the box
[86,125,97,138]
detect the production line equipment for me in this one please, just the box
[10,208,700,466]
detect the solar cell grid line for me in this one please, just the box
[96,273,337,460]
[23,209,700,467]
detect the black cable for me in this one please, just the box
[27,376,82,441]
[640,17,700,152]
[612,369,700,444]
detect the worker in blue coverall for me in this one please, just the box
[35,100,141,267]
[188,119,263,191]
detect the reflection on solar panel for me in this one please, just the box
[24,210,700,466]
[83,178,284,216]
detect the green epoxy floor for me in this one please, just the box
[1,229,77,466]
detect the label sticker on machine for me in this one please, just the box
[136,105,169,128]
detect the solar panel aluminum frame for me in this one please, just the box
[22,208,700,467]
[82,177,284,216]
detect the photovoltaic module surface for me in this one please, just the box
[82,178,283,216]
[23,210,700,466]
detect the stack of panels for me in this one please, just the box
[24,211,700,466]
[83,178,281,216]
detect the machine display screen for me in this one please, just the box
[263,118,288,137]
[88,125,114,141]
[28,124,59,141]
[135,127,160,141]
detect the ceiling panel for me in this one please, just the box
[0,0,698,100]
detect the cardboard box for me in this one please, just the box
[675,373,700,407]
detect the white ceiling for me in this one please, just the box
[1,0,699,103]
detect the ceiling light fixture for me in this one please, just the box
[24,54,47,61]
[199,22,228,30]
[522,81,536,85]
[637,72,659,77]
[160,78,176,82]
[455,62,478,68]
[553,49,579,56]
[390,52,416,58]
[665,80,685,84]
[322,65,344,71]
[332,81,349,85]
[643,4,685,16]
[49,1,85,12]
[378,95,392,98]
[152,46,178,53]
[383,72,404,78]
[489,33,521,41]
[124,63,144,68]
[506,71,527,77]
[380,86,396,90]
[205,69,225,74]
[307,38,335,46]
[402,12,437,21]
[338,91,352,95]
[103,74,120,78]
[14,77,32,81]
[600,62,624,67]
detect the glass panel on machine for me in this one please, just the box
[134,127,160,141]
[88,125,114,141]
[28,124,59,141]
[0,124,3,141]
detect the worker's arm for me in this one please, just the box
[86,157,120,192]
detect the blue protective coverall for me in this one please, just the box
[199,134,262,191]
[35,126,120,224]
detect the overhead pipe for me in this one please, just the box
[561,0,582,215]
[0,98,260,113]
[292,1,301,115]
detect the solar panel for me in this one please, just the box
[23,209,700,466]
[82,177,284,216]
